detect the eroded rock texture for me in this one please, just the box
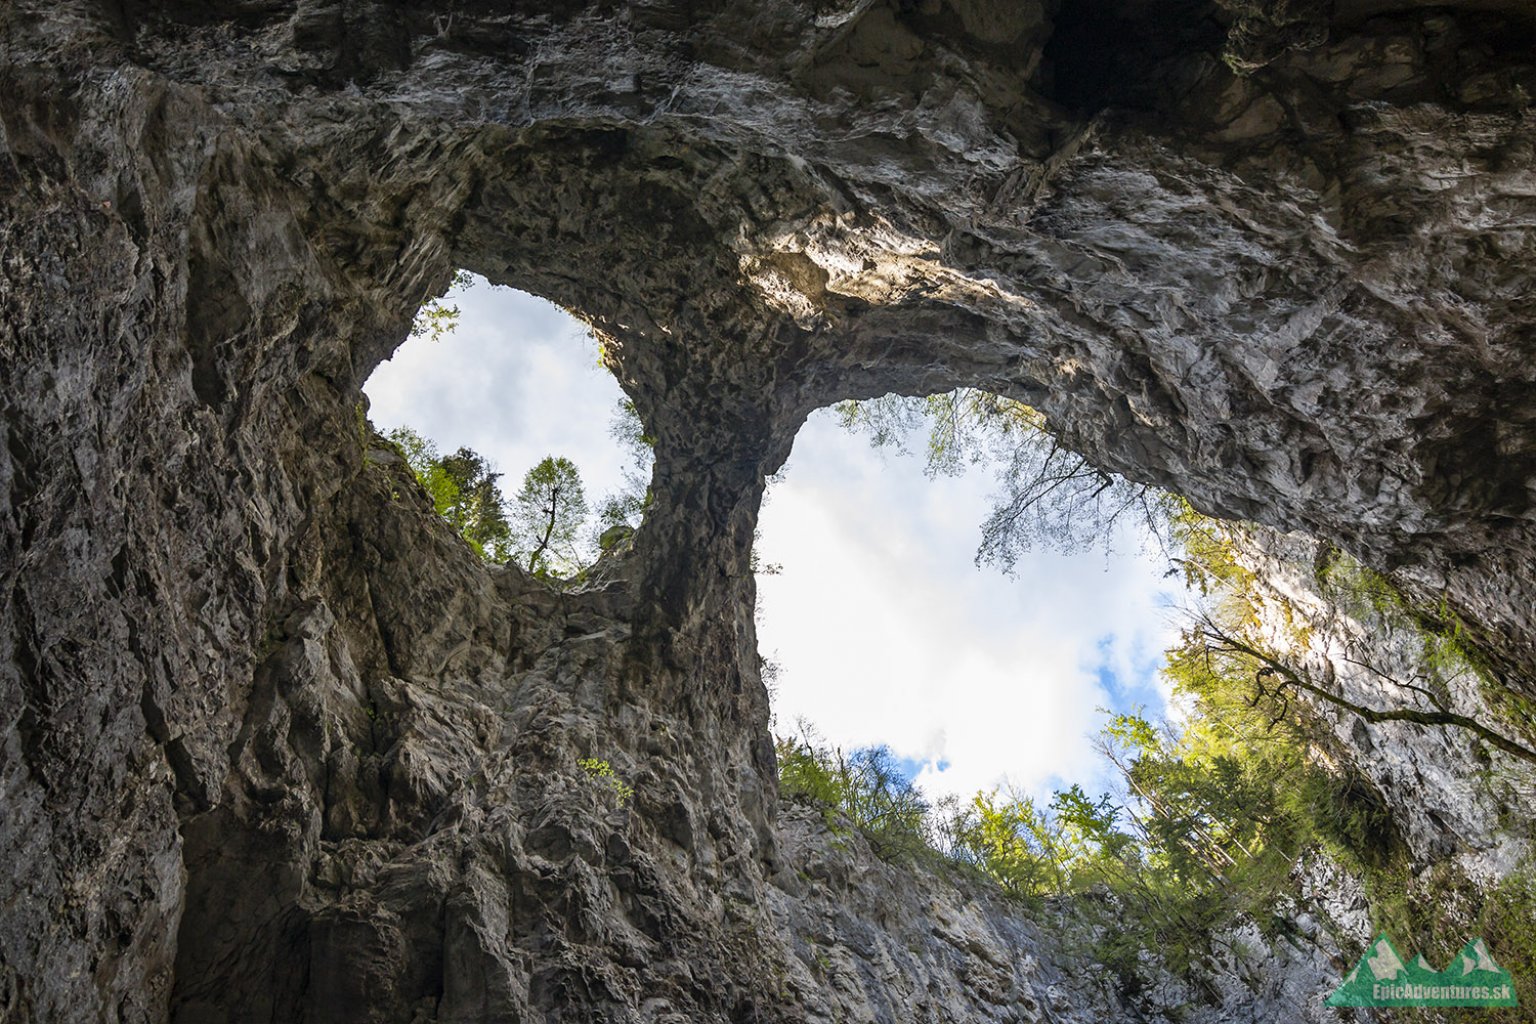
[3,0,1535,1020]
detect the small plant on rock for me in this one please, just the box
[578,757,634,808]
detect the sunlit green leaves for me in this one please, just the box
[410,270,474,342]
[387,426,513,561]
[383,397,657,577]
[775,727,930,859]
[512,455,589,575]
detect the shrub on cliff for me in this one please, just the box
[775,729,930,859]
[387,426,513,561]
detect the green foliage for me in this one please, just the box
[926,783,1134,904]
[946,789,1072,901]
[1199,532,1536,765]
[411,270,474,342]
[768,499,1431,991]
[775,729,930,860]
[1064,646,1410,984]
[1090,699,1385,977]
[836,746,931,859]
[387,426,513,561]
[1344,856,1536,1023]
[438,448,516,560]
[1163,495,1257,598]
[773,694,1362,986]
[385,406,656,578]
[597,523,634,552]
[1152,516,1417,881]
[775,733,845,812]
[833,395,928,455]
[577,758,634,807]
[386,424,615,579]
[762,440,1536,1004]
[594,398,654,539]
[512,456,589,575]
[837,388,1165,568]
[1480,860,1536,1017]
[1316,547,1503,703]
[766,486,1536,994]
[1317,552,1536,753]
[1315,548,1407,621]
[1133,508,1536,990]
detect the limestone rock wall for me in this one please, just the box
[4,1,1536,1020]
[1234,527,1536,879]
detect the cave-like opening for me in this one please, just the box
[367,276,1186,806]
[350,266,1536,1010]
[757,396,1178,803]
[754,386,1522,980]
[1038,0,1226,114]
[363,273,652,576]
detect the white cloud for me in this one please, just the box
[757,412,1180,803]
[364,280,631,504]
[368,277,1183,806]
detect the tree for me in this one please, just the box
[837,388,1165,570]
[388,428,602,578]
[389,426,462,513]
[512,456,589,575]
[436,446,513,561]
[593,398,654,546]
[949,789,1062,899]
[774,724,931,860]
[387,426,512,561]
[1165,508,1536,767]
[1185,612,1536,766]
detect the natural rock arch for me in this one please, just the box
[3,1,1536,1021]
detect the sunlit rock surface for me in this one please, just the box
[3,1,1535,1020]
[1232,526,1536,878]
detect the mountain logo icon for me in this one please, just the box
[1327,935,1519,1007]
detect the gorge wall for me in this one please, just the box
[3,0,1536,1020]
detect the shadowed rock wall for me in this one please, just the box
[3,1,1535,1020]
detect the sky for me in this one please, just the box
[365,283,633,509]
[366,276,1183,804]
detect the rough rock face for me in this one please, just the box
[3,1,1536,1021]
[1234,527,1536,880]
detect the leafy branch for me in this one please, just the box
[1190,615,1536,766]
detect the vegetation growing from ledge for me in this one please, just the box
[1344,850,1536,1020]
[380,397,653,578]
[775,484,1536,992]
[1177,509,1536,767]
[410,270,474,343]
[383,275,655,577]
[387,425,514,562]
[777,690,1398,987]
[776,730,931,861]
[512,455,589,575]
[1152,507,1536,1005]
[578,757,634,808]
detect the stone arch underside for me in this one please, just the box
[3,1,1536,1020]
